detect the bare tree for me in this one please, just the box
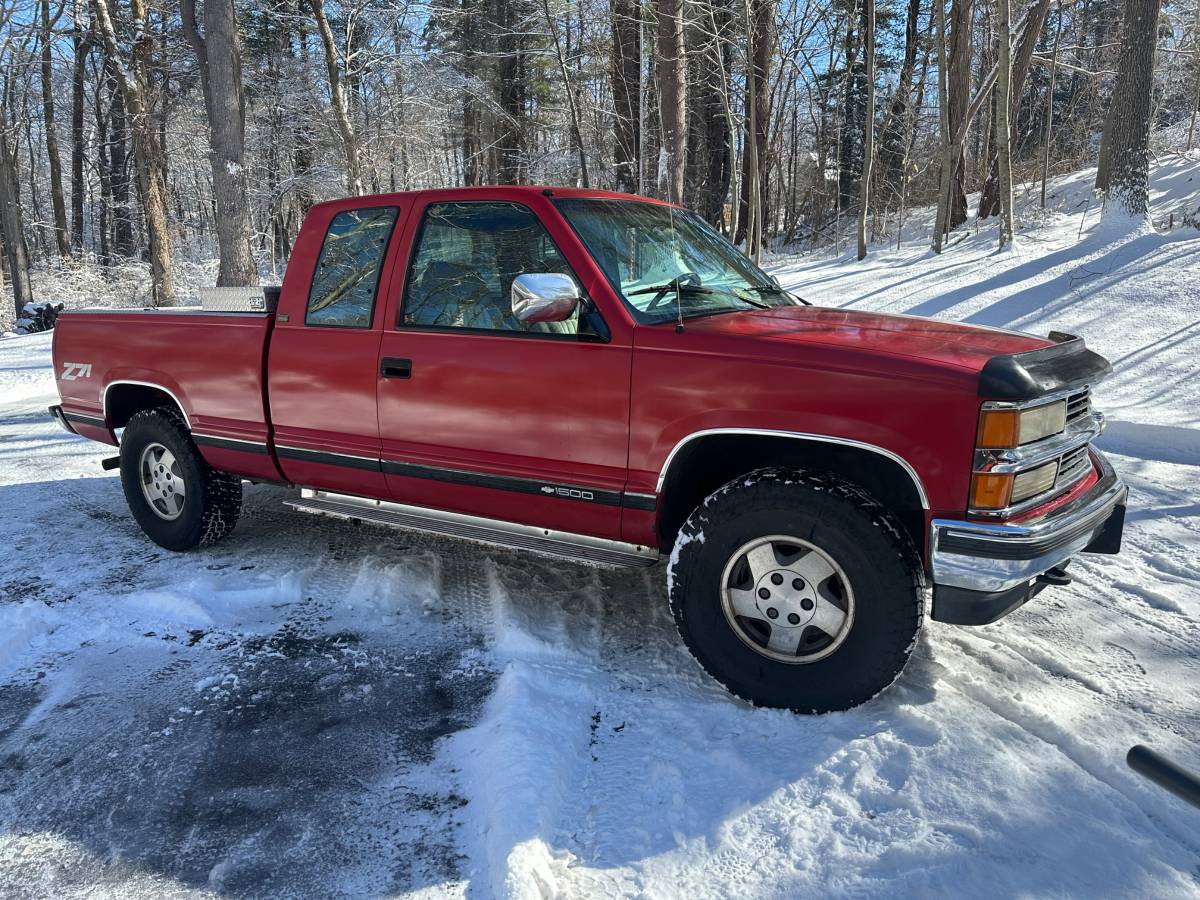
[856,0,874,259]
[737,0,773,254]
[0,94,33,316]
[69,0,91,252]
[91,0,177,304]
[611,0,641,193]
[39,0,72,259]
[657,0,687,201]
[978,0,1051,219]
[307,0,363,195]
[1096,0,1163,218]
[181,0,258,285]
[994,0,1015,246]
[945,0,973,230]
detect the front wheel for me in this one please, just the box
[119,407,242,551]
[668,468,924,713]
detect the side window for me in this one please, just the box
[401,201,580,335]
[306,206,399,328]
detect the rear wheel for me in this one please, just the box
[668,467,924,713]
[119,407,242,550]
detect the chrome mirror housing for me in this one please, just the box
[511,273,580,324]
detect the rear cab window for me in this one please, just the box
[306,206,400,328]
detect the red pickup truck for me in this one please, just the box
[50,186,1127,712]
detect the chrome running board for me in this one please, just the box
[286,489,660,568]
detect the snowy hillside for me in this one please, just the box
[1,163,1199,898]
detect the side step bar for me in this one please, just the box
[285,489,661,569]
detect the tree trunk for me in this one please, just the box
[876,0,921,212]
[104,62,134,258]
[657,0,687,201]
[856,0,875,260]
[91,0,177,304]
[736,0,773,249]
[1040,2,1063,207]
[40,0,72,259]
[1096,0,1162,218]
[946,0,973,229]
[995,0,1015,246]
[0,118,34,316]
[933,0,952,252]
[540,0,589,186]
[306,0,363,195]
[977,0,1051,219]
[70,0,91,253]
[495,0,530,184]
[181,0,258,285]
[610,0,641,193]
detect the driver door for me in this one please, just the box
[375,196,633,540]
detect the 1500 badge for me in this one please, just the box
[541,485,595,501]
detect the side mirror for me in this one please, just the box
[511,273,580,324]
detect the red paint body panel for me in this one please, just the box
[50,185,1078,557]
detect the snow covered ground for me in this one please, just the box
[2,163,1200,898]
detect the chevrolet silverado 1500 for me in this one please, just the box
[50,186,1127,712]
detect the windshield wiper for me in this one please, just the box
[740,284,811,306]
[731,289,772,309]
[628,279,713,297]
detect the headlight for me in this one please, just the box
[977,400,1067,448]
[1011,460,1059,502]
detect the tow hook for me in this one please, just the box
[1037,564,1072,587]
[101,456,121,471]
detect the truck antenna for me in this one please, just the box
[670,204,684,333]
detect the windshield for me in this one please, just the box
[554,198,796,324]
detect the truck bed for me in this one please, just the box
[53,307,282,482]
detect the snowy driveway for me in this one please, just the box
[3,205,1200,897]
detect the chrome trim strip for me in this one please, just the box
[102,379,191,428]
[980,383,1089,411]
[62,306,271,318]
[655,428,930,509]
[973,413,1100,474]
[931,451,1126,593]
[287,489,660,568]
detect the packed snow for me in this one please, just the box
[2,163,1199,898]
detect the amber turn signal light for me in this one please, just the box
[977,409,1020,449]
[970,472,1014,510]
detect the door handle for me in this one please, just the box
[381,357,412,379]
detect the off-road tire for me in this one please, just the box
[668,467,924,713]
[119,407,242,551]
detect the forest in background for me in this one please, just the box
[0,0,1198,313]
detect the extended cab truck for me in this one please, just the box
[49,186,1128,712]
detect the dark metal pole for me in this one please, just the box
[1127,745,1200,811]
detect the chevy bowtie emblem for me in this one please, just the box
[541,486,555,494]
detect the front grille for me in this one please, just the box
[1065,388,1091,430]
[1054,444,1091,491]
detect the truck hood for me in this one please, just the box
[681,305,1050,372]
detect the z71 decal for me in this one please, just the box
[60,362,93,381]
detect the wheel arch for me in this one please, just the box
[656,429,930,557]
[103,380,190,431]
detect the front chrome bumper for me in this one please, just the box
[929,450,1127,622]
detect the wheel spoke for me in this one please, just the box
[727,586,762,620]
[743,542,779,581]
[765,624,803,656]
[809,597,847,637]
[795,548,837,588]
